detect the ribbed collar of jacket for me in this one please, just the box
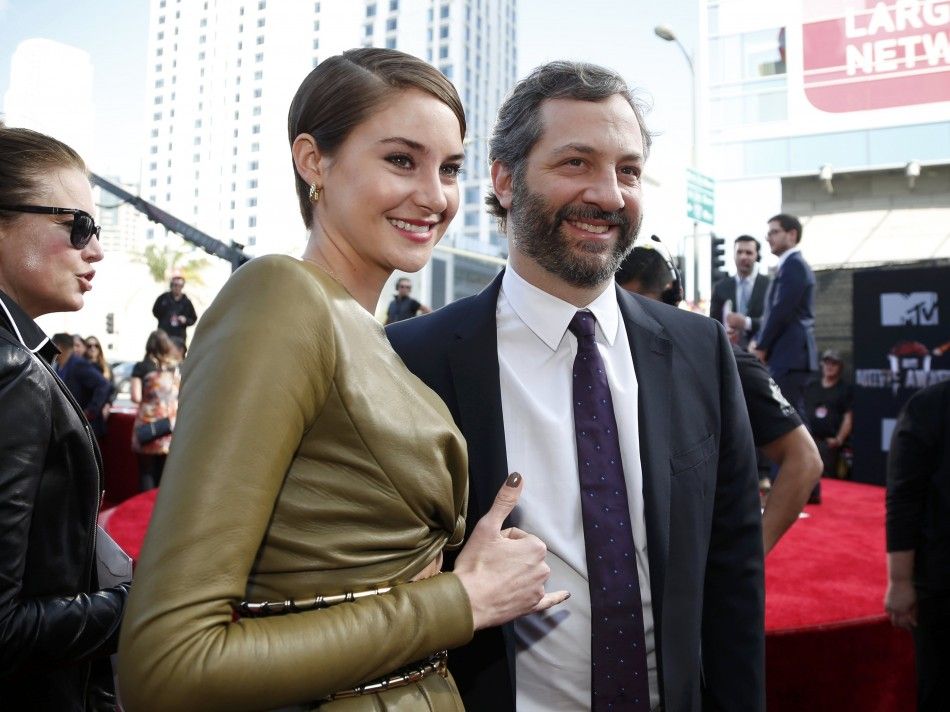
[0,288,59,362]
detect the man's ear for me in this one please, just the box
[491,160,514,211]
[291,133,325,188]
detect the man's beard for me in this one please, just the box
[507,181,641,288]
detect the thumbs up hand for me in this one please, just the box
[453,473,570,631]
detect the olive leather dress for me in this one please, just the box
[118,256,472,711]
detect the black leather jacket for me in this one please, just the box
[0,290,128,711]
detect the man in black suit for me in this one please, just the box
[389,61,764,712]
[709,235,769,348]
[885,379,950,711]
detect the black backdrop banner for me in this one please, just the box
[852,265,950,485]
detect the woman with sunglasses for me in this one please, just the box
[118,49,565,711]
[0,125,127,709]
[84,336,113,383]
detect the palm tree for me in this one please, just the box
[138,243,210,286]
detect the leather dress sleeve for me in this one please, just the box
[0,344,128,676]
[117,257,474,712]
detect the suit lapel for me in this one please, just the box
[448,272,510,521]
[617,287,672,618]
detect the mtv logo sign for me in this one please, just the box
[880,292,939,326]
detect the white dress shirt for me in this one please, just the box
[497,265,659,711]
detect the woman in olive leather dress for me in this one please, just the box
[118,48,566,711]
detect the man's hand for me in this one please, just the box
[884,578,917,631]
[752,348,767,364]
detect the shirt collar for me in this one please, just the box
[776,245,801,270]
[0,289,58,362]
[734,265,758,284]
[501,264,620,351]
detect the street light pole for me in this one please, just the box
[654,23,701,303]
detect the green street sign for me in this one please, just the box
[686,168,715,225]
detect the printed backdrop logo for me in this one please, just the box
[880,291,939,325]
[803,0,950,112]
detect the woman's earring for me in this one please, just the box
[309,183,321,204]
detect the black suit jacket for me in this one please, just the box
[388,272,765,712]
[886,379,950,594]
[710,273,769,347]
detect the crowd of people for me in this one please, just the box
[1,45,946,712]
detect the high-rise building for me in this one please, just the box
[143,0,515,308]
[362,0,517,306]
[96,177,147,255]
[142,0,362,257]
[704,0,950,269]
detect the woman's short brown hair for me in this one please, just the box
[0,123,87,225]
[288,47,466,228]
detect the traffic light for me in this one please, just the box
[710,234,727,284]
[105,312,114,334]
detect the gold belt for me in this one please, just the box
[321,650,449,702]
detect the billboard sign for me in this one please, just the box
[803,0,950,112]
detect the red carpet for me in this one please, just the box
[765,479,915,711]
[102,479,915,708]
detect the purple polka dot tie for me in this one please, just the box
[568,311,650,711]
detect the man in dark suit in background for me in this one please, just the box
[710,235,769,348]
[753,213,818,419]
[389,61,764,712]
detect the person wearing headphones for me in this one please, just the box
[618,243,822,554]
[152,274,198,344]
[0,124,128,709]
[710,235,770,349]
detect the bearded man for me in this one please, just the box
[388,61,764,712]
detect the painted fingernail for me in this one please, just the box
[506,472,522,488]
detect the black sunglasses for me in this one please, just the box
[0,205,101,249]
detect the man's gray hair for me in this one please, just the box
[486,61,652,230]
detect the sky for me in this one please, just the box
[0,0,701,241]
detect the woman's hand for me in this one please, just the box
[453,473,569,630]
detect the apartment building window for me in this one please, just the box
[365,23,373,37]
[155,63,162,71]
[313,19,320,30]
[254,70,263,80]
[194,137,201,145]
[314,2,320,11]
[249,161,259,170]
[150,178,158,188]
[441,64,452,79]
[313,38,320,49]
[248,197,258,207]
[252,124,261,134]
[156,47,164,56]
[390,0,398,9]
[386,37,397,49]
[366,4,376,17]
[154,95,163,105]
[248,216,257,228]
[199,34,206,44]
[149,162,157,171]
[248,236,257,246]
[155,78,164,88]
[157,31,164,40]
[257,17,265,27]
[198,51,205,60]
[151,128,159,138]
[440,4,449,18]
[251,142,260,152]
[158,15,165,24]
[386,18,397,30]
[256,35,265,45]
[150,145,158,154]
[255,52,264,62]
[440,25,449,39]
[439,45,449,59]
[248,179,258,188]
[258,0,266,8]
[254,88,262,98]
[200,18,207,27]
